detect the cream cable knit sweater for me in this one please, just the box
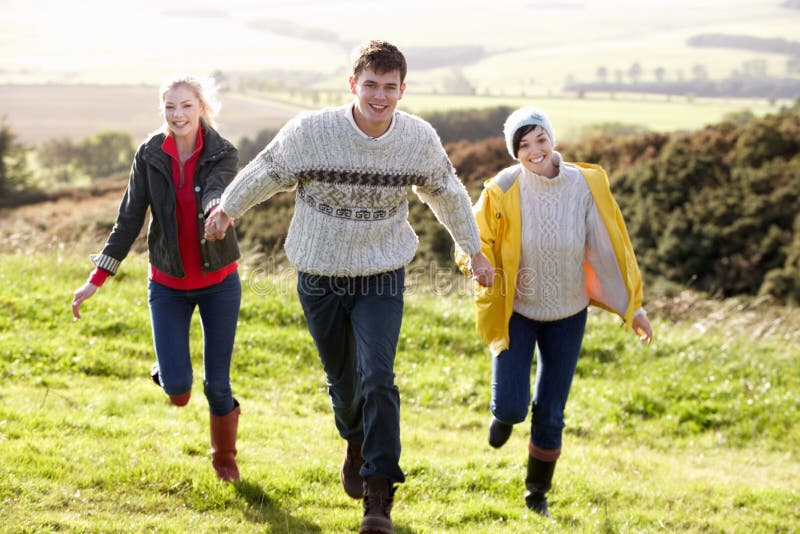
[513,157,628,321]
[220,104,481,276]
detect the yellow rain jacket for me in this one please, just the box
[458,162,644,356]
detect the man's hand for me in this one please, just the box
[204,208,233,242]
[469,252,495,287]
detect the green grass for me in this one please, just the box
[1,251,799,533]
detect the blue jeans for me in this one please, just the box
[491,309,587,451]
[148,271,241,416]
[297,268,406,484]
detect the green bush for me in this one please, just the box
[73,130,135,179]
[34,130,134,185]
[0,119,31,195]
[421,106,513,144]
[608,105,800,301]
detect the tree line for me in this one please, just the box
[566,76,800,100]
[0,126,134,204]
[564,30,800,100]
[687,33,800,56]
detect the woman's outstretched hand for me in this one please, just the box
[633,313,653,344]
[71,283,98,319]
[469,252,495,288]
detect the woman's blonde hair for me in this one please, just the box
[158,74,221,134]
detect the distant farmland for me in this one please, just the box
[0,85,308,146]
[1,84,791,148]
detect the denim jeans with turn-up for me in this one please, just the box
[491,308,588,451]
[148,271,241,416]
[297,268,406,484]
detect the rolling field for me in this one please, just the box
[209,88,790,142]
[2,2,797,147]
[0,85,309,146]
[282,1,799,96]
[387,92,784,140]
[2,3,798,530]
[1,83,789,148]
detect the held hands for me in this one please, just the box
[204,208,234,242]
[71,282,98,319]
[469,252,495,287]
[633,313,654,344]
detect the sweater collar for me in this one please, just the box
[345,103,396,140]
[520,151,564,185]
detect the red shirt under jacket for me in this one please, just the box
[89,127,237,289]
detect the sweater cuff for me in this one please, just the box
[203,197,221,217]
[458,236,482,257]
[88,267,111,287]
[90,253,121,275]
[219,197,241,220]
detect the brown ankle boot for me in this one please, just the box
[210,400,240,481]
[359,476,395,534]
[340,441,365,499]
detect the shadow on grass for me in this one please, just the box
[234,479,420,533]
[234,479,321,533]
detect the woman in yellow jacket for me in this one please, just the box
[462,106,653,517]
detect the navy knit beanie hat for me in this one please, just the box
[503,106,555,158]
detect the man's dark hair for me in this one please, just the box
[351,40,407,83]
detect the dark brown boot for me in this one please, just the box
[340,441,365,499]
[359,476,395,534]
[210,400,240,481]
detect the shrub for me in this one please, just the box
[0,119,31,196]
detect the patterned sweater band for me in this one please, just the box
[90,253,121,275]
[203,198,221,216]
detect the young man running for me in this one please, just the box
[205,40,493,533]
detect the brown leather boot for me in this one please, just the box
[340,441,365,499]
[359,476,395,534]
[210,400,240,481]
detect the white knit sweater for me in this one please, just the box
[220,104,481,276]
[513,157,625,321]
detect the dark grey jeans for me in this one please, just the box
[297,268,406,484]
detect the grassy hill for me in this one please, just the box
[1,76,798,530]
[1,251,798,532]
